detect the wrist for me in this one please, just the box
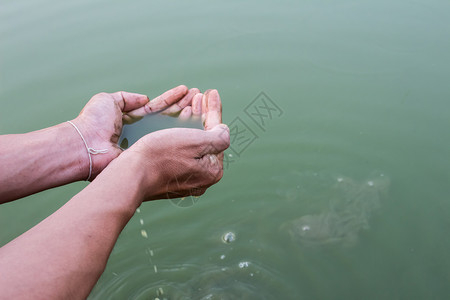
[90,151,150,215]
[49,122,92,182]
[67,118,111,181]
[64,121,91,181]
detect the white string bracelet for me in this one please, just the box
[67,121,108,181]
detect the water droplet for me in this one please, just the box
[136,208,141,213]
[140,218,144,225]
[238,261,250,268]
[154,265,158,273]
[220,254,226,260]
[368,181,374,186]
[228,153,233,158]
[141,230,148,238]
[222,232,236,243]
[337,177,344,182]
[302,225,311,232]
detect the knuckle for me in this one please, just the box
[143,103,152,114]
[94,92,109,99]
[110,91,125,103]
[208,167,223,184]
[214,131,230,151]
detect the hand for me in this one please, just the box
[121,89,229,201]
[71,85,197,180]
[176,88,221,122]
[123,86,200,123]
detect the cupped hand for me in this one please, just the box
[71,85,198,180]
[122,89,229,201]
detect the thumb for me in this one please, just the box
[200,124,230,155]
[110,91,149,112]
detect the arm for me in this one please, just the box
[0,90,228,299]
[0,153,145,299]
[0,123,90,202]
[0,86,197,203]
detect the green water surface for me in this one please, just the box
[1,0,450,299]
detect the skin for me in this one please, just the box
[0,85,193,202]
[0,86,229,299]
[192,93,203,117]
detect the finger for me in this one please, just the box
[124,85,188,121]
[110,91,149,112]
[161,88,200,116]
[198,154,223,183]
[202,89,222,130]
[198,124,230,156]
[178,106,192,121]
[201,135,226,174]
[192,93,202,117]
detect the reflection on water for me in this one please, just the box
[280,172,390,247]
[119,114,203,149]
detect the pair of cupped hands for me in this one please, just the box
[71,85,230,201]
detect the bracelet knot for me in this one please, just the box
[67,121,109,181]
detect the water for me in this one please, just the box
[119,114,203,150]
[1,0,450,299]
[279,172,390,247]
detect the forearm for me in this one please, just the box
[0,122,88,203]
[0,153,146,299]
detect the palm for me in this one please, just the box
[73,86,197,180]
